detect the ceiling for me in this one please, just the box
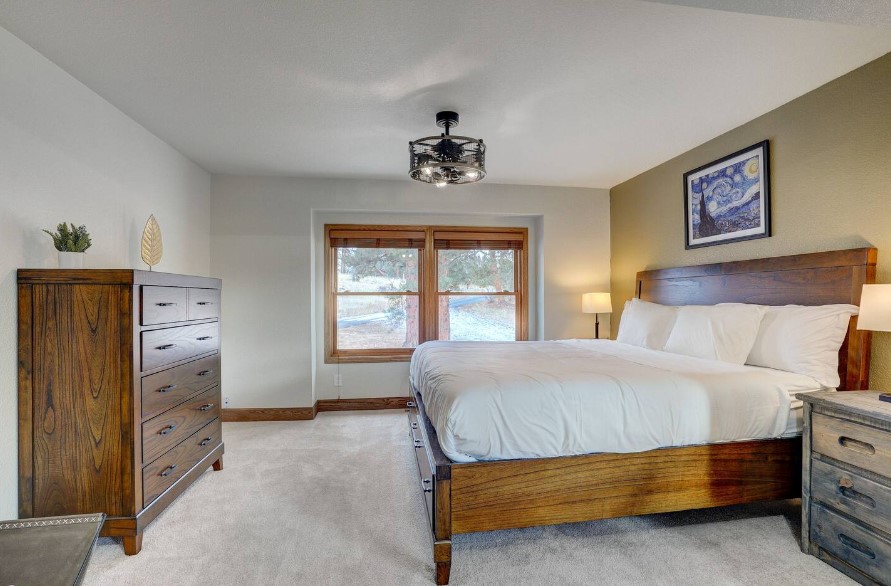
[1,1,890,188]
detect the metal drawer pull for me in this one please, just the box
[197,370,214,376]
[422,478,433,493]
[414,439,423,449]
[156,344,177,351]
[199,437,214,446]
[198,403,215,411]
[838,436,876,455]
[156,302,177,307]
[411,422,418,429]
[196,301,214,305]
[160,464,178,477]
[838,533,876,559]
[196,336,213,341]
[838,478,877,509]
[159,424,177,435]
[406,401,416,408]
[157,384,177,393]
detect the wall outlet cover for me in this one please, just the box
[223,396,231,407]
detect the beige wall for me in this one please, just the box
[0,26,211,518]
[211,176,610,409]
[611,51,891,389]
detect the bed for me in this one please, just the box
[406,247,877,584]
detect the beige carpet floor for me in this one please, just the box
[83,411,853,585]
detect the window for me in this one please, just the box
[325,225,528,363]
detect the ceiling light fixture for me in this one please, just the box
[409,111,486,186]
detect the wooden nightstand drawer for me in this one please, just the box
[812,458,891,536]
[812,412,891,479]
[812,504,891,585]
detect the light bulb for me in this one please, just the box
[466,170,479,179]
[435,181,447,188]
[422,167,432,176]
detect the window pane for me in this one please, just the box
[337,294,419,349]
[437,250,514,292]
[438,295,516,341]
[336,248,419,292]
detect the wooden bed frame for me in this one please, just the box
[407,247,877,584]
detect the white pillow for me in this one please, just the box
[746,304,859,388]
[663,304,766,364]
[616,299,678,350]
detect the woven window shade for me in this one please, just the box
[329,229,425,249]
[433,230,525,251]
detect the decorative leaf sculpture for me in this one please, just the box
[141,215,163,270]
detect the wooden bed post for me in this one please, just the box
[434,475,452,585]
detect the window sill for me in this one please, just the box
[326,352,414,364]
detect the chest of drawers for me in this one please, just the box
[17,270,224,555]
[799,391,891,585]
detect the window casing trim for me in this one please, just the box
[324,224,528,363]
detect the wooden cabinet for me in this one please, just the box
[17,269,224,555]
[800,391,891,585]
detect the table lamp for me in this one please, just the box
[857,284,891,402]
[582,292,612,339]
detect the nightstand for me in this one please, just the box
[799,391,891,585]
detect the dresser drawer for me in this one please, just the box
[143,418,222,507]
[142,386,220,464]
[141,355,221,421]
[812,504,891,584]
[188,288,220,320]
[812,458,891,537]
[141,322,219,372]
[812,413,891,479]
[141,286,188,325]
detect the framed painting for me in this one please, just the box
[684,140,771,249]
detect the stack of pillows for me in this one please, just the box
[615,299,860,388]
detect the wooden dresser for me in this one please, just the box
[800,391,891,585]
[18,270,224,555]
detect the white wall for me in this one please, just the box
[211,176,610,409]
[0,26,211,519]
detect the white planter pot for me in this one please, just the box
[58,251,85,269]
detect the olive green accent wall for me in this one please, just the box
[610,51,891,389]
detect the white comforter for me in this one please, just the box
[409,339,825,462]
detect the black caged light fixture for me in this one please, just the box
[409,111,486,187]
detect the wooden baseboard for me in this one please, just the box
[221,396,409,422]
[316,396,409,412]
[221,407,315,422]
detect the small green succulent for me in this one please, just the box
[43,222,92,253]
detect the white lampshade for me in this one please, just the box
[858,284,891,332]
[582,292,612,314]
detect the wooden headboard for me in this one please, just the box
[636,248,877,391]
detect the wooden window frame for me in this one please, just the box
[325,224,528,363]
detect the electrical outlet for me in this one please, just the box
[223,396,231,407]
[334,374,343,387]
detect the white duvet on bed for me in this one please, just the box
[409,339,827,462]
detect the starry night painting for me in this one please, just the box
[684,140,771,249]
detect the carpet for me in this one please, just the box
[83,411,853,585]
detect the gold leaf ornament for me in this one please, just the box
[141,215,163,270]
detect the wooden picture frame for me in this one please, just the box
[684,140,771,249]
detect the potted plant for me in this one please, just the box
[43,222,92,269]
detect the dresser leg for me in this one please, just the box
[213,455,224,471]
[122,532,143,555]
